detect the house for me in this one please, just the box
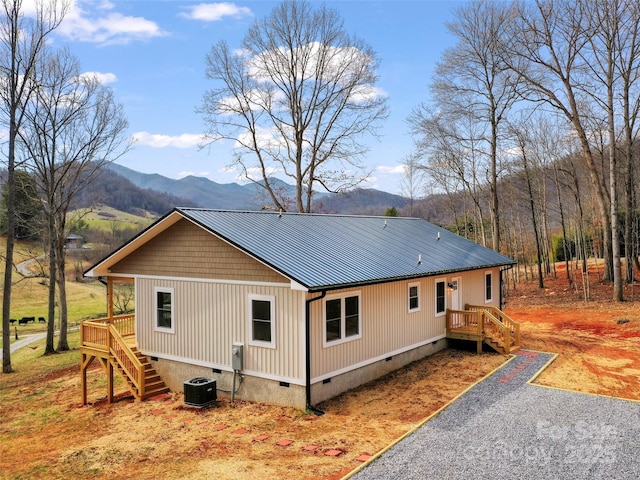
[81,208,519,410]
[64,233,83,249]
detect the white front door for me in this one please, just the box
[450,277,461,311]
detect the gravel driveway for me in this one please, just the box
[348,351,640,480]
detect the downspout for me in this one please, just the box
[305,290,326,416]
[98,277,109,317]
[500,265,514,310]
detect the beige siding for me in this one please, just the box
[309,269,502,380]
[111,218,287,283]
[461,267,502,308]
[136,277,306,384]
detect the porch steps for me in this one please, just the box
[484,332,520,355]
[114,345,170,400]
[446,306,521,355]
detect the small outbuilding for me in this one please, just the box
[64,233,83,249]
[81,208,519,409]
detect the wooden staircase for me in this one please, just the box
[446,305,521,354]
[119,341,169,400]
[81,315,169,405]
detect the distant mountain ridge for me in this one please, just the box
[107,163,407,214]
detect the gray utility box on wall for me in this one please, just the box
[232,343,244,371]
[183,377,217,407]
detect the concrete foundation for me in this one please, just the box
[150,338,447,409]
[149,357,307,409]
[310,338,447,406]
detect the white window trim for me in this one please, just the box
[323,291,362,348]
[154,286,175,334]
[435,278,446,317]
[248,294,276,349]
[485,271,493,303]
[408,282,421,313]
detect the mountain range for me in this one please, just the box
[104,163,407,215]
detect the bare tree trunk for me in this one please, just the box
[553,164,572,282]
[45,211,56,354]
[56,239,69,351]
[2,126,17,373]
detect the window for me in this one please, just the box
[408,283,420,312]
[485,272,493,303]
[154,287,174,333]
[324,293,361,346]
[435,280,446,316]
[248,294,275,348]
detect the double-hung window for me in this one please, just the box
[435,279,446,316]
[408,282,420,312]
[485,272,493,303]
[155,287,174,333]
[248,294,275,348]
[324,293,361,346]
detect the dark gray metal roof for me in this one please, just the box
[178,208,515,292]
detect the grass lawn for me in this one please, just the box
[1,237,108,348]
[76,206,154,232]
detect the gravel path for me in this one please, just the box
[349,351,640,480]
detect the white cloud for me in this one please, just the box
[377,165,406,175]
[243,165,279,180]
[58,1,166,45]
[80,71,117,85]
[235,125,288,151]
[219,165,238,174]
[181,3,252,21]
[132,131,203,148]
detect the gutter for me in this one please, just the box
[305,290,327,415]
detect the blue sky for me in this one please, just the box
[52,1,461,195]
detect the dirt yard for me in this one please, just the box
[1,269,638,480]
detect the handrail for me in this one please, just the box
[81,315,135,348]
[466,304,521,347]
[109,324,144,399]
[446,309,483,335]
[482,310,511,351]
[112,314,135,337]
[80,322,110,352]
[81,315,143,400]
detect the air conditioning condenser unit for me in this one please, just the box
[184,377,217,407]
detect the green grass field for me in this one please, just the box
[76,205,155,232]
[1,237,109,347]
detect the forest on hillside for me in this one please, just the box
[402,0,639,300]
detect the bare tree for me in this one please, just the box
[429,0,520,252]
[611,0,640,284]
[504,0,617,282]
[0,0,68,372]
[398,154,425,217]
[409,106,490,246]
[580,0,640,300]
[199,0,388,212]
[506,117,543,287]
[18,46,130,353]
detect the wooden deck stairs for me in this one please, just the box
[80,315,169,405]
[446,304,521,354]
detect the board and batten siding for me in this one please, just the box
[110,218,287,284]
[462,267,502,307]
[136,277,306,384]
[308,268,502,381]
[309,277,443,381]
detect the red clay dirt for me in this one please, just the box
[1,267,638,479]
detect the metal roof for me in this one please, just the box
[177,208,515,292]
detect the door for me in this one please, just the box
[450,277,461,311]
